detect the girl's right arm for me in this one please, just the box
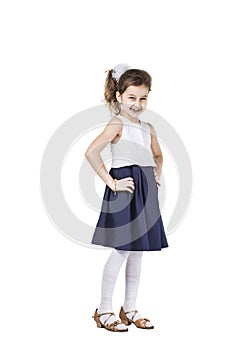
[85,116,122,191]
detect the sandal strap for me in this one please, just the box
[124,309,138,322]
[103,313,116,326]
[97,311,115,317]
[96,311,116,326]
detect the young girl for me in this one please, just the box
[85,64,168,332]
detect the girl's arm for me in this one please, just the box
[85,116,122,191]
[148,122,163,183]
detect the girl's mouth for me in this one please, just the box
[130,107,142,113]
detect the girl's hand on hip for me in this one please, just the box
[114,177,135,193]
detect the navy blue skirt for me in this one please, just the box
[92,165,168,251]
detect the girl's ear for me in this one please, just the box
[116,91,122,103]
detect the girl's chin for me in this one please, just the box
[129,110,142,117]
[121,109,143,119]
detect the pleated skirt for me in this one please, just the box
[92,165,168,251]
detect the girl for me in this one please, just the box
[85,64,168,332]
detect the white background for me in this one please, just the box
[1,0,233,348]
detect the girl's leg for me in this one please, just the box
[123,251,143,312]
[122,251,153,327]
[98,249,129,329]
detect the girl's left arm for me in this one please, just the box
[148,122,163,185]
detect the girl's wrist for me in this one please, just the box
[108,178,116,190]
[154,166,161,178]
[108,178,117,194]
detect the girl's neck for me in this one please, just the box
[118,112,141,124]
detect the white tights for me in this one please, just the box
[98,249,145,329]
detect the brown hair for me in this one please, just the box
[104,68,152,114]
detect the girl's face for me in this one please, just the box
[116,84,149,120]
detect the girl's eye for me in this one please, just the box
[129,96,135,100]
[140,98,147,101]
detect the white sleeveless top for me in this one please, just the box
[110,115,156,168]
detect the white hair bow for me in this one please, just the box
[111,63,131,82]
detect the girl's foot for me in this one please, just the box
[119,307,154,329]
[93,309,128,332]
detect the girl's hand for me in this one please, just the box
[110,177,135,194]
[153,168,161,186]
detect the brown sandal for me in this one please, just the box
[119,307,154,329]
[92,309,128,332]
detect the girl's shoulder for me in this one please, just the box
[146,121,157,136]
[108,115,123,125]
